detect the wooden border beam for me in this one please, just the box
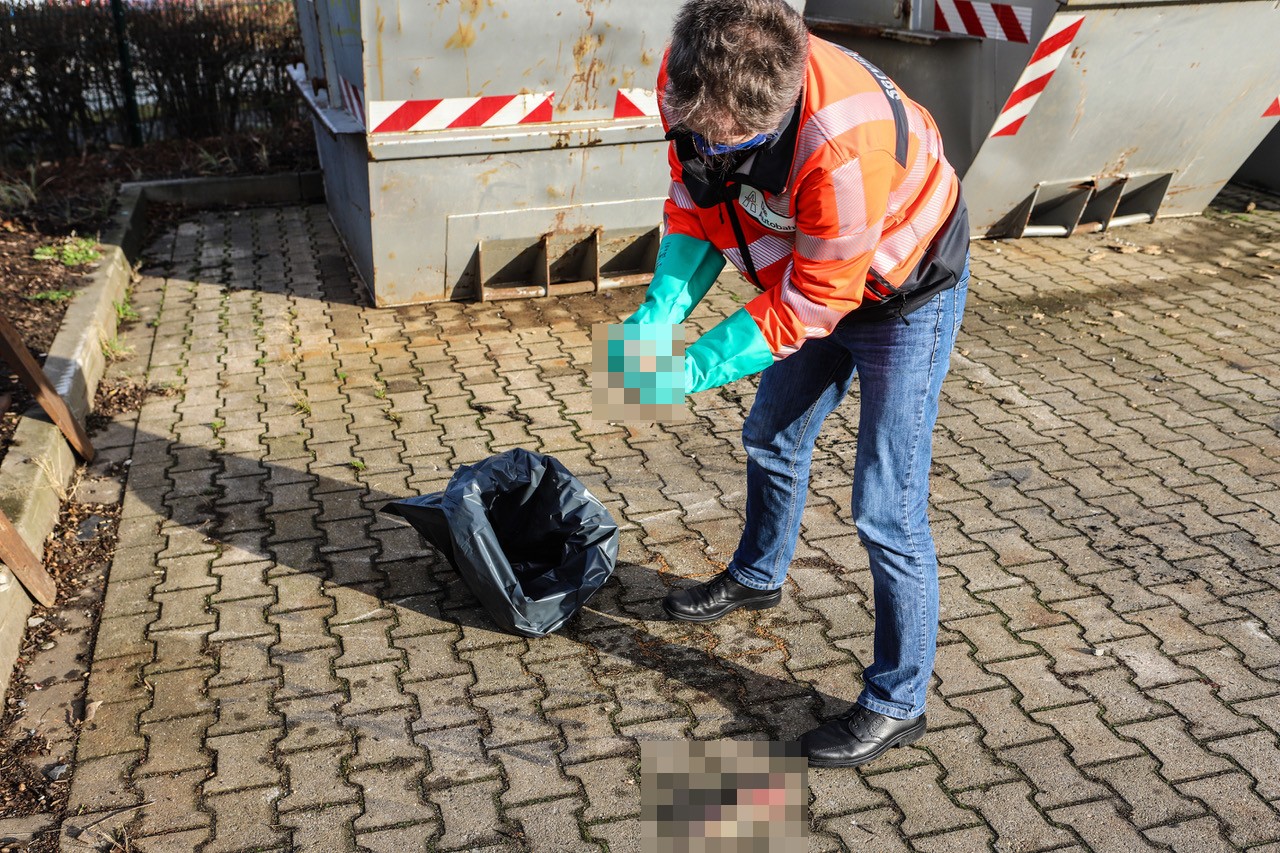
[0,311,94,461]
[0,509,54,607]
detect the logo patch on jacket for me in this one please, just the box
[738,186,795,234]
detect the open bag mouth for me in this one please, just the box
[383,448,620,638]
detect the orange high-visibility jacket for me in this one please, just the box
[659,35,968,359]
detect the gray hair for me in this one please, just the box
[664,0,810,141]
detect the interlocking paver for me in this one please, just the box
[508,796,603,852]
[428,778,508,851]
[548,702,632,764]
[276,802,363,853]
[199,783,288,850]
[864,763,980,837]
[998,738,1110,809]
[1117,716,1234,782]
[948,687,1056,749]
[1150,679,1258,739]
[134,769,210,836]
[818,808,912,852]
[1142,817,1234,853]
[1083,755,1205,829]
[491,738,580,806]
[1031,702,1146,765]
[349,761,429,833]
[338,661,413,716]
[955,780,1076,851]
[60,197,1280,850]
[354,822,438,853]
[1176,773,1280,848]
[1049,799,1165,852]
[418,724,501,786]
[62,752,143,813]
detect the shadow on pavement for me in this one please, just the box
[125,433,833,739]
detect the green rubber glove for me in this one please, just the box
[684,308,775,394]
[625,234,726,326]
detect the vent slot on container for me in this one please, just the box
[1022,180,1094,238]
[1109,172,1173,229]
[478,227,659,301]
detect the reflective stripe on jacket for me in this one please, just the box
[659,35,966,359]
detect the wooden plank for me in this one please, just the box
[0,509,55,607]
[0,311,94,461]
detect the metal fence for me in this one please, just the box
[0,0,300,160]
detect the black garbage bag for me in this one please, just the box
[382,448,619,638]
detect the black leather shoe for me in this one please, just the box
[661,571,782,622]
[800,705,926,768]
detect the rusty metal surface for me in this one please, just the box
[816,0,1280,237]
[297,0,781,304]
[362,0,659,124]
[807,0,1067,183]
[964,2,1279,235]
[370,142,668,305]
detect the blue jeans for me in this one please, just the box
[727,266,969,720]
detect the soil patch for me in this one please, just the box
[0,374,159,853]
[0,229,95,472]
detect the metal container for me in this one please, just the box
[292,0,803,305]
[807,0,1280,237]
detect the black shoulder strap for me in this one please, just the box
[838,47,909,168]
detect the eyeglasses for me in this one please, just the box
[690,131,774,158]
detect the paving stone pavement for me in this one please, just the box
[59,190,1280,852]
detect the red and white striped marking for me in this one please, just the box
[1265,97,1280,118]
[338,76,364,129]
[614,88,659,119]
[989,14,1085,138]
[369,93,555,134]
[934,0,1032,43]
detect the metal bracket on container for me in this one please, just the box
[478,227,660,302]
[287,63,363,137]
[989,172,1174,239]
[805,16,948,45]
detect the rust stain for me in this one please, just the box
[547,185,565,198]
[477,167,501,186]
[375,6,386,98]
[559,31,607,112]
[640,50,654,66]
[446,22,477,48]
[1101,146,1139,179]
[445,0,486,50]
[1070,84,1087,136]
